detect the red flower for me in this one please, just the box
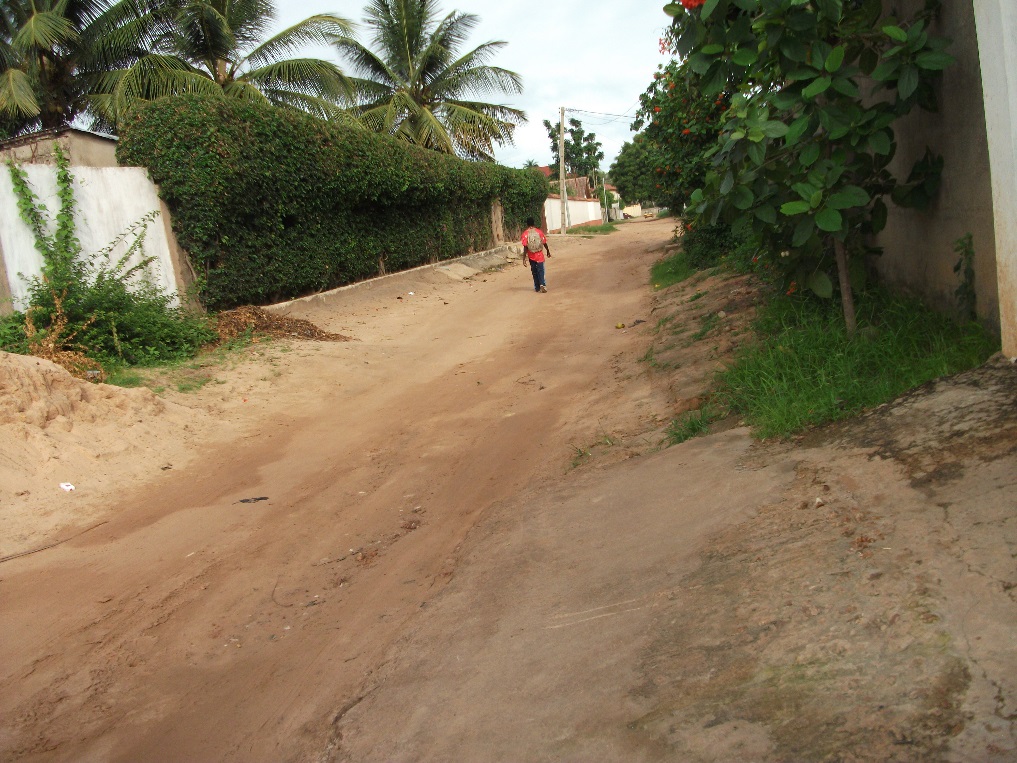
[682,128,691,134]
[654,106,662,113]
[681,0,706,8]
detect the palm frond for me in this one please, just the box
[12,9,79,54]
[264,89,363,126]
[219,0,275,51]
[333,35,397,86]
[220,77,270,103]
[245,14,353,69]
[0,67,40,117]
[91,53,216,126]
[438,100,519,160]
[242,58,355,102]
[173,1,236,71]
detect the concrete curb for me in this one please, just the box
[264,244,522,313]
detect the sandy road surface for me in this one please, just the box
[4,216,1016,762]
[0,220,682,761]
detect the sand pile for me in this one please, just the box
[0,351,205,555]
[1,351,165,428]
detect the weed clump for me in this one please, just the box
[2,147,215,378]
[718,291,999,438]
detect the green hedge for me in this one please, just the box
[117,96,547,309]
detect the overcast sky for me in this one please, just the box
[270,1,672,170]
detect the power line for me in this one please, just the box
[565,100,642,126]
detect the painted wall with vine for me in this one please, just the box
[870,0,999,330]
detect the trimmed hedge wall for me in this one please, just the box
[117,96,548,309]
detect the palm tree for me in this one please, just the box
[334,0,525,161]
[0,0,115,133]
[91,0,357,130]
[0,0,357,136]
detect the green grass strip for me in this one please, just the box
[718,291,1000,439]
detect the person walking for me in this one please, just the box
[521,217,551,293]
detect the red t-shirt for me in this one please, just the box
[522,227,547,262]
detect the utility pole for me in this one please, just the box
[559,106,568,235]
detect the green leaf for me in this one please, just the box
[788,68,820,81]
[915,50,955,70]
[780,38,809,62]
[663,3,684,17]
[755,204,777,224]
[898,65,920,99]
[701,0,722,20]
[702,65,727,95]
[781,200,811,216]
[882,25,908,42]
[870,60,899,82]
[831,77,860,98]
[732,47,758,66]
[793,182,817,201]
[720,171,735,195]
[732,185,755,210]
[760,120,789,138]
[809,190,824,208]
[814,0,842,21]
[689,52,713,75]
[748,127,765,142]
[792,215,815,246]
[815,207,843,232]
[827,185,870,209]
[785,115,811,146]
[702,43,725,55]
[868,131,891,155]
[807,271,834,298]
[802,76,832,99]
[800,143,821,166]
[747,140,766,165]
[825,46,846,72]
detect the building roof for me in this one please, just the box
[0,126,117,153]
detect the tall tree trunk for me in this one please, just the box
[834,238,857,337]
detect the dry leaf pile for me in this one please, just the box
[214,306,352,344]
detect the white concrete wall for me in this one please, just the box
[543,197,604,232]
[0,165,180,312]
[973,0,1017,356]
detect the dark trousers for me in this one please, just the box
[529,259,545,291]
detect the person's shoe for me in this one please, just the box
[540,284,547,293]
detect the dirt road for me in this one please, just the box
[3,218,1016,762]
[1,220,684,760]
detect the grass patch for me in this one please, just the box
[577,223,619,235]
[688,291,707,302]
[665,406,720,445]
[651,250,697,290]
[718,291,1000,438]
[105,330,261,393]
[691,313,720,341]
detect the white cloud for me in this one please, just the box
[269,0,671,169]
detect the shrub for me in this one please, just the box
[3,147,215,372]
[117,96,548,309]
